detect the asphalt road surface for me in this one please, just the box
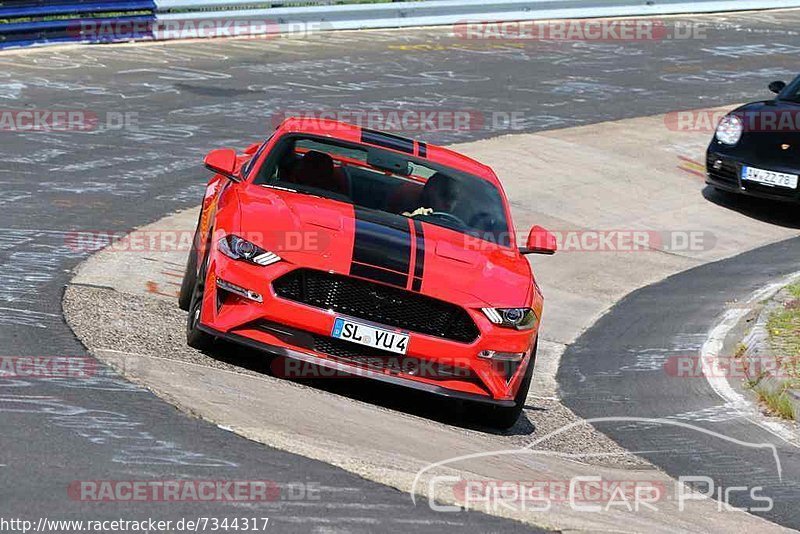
[2,9,800,531]
[559,235,800,530]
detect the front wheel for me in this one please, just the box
[178,234,198,312]
[475,342,537,430]
[186,251,215,351]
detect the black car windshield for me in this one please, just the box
[253,135,512,247]
[776,76,800,102]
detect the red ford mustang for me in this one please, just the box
[179,118,556,428]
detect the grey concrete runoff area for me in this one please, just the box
[2,7,800,533]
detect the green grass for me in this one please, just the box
[743,281,800,421]
[762,282,800,418]
[789,281,800,300]
[757,388,796,420]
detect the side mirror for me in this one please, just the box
[769,80,786,95]
[520,225,557,255]
[204,148,239,181]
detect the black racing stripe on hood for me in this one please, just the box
[351,263,408,288]
[412,220,425,292]
[351,208,411,287]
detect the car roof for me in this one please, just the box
[275,117,500,186]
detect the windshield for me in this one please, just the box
[254,135,511,246]
[776,76,800,102]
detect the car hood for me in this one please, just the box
[727,100,800,166]
[235,185,533,307]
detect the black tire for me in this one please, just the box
[178,232,198,311]
[186,249,215,351]
[476,341,537,430]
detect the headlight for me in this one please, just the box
[481,308,537,330]
[715,114,743,145]
[218,235,281,266]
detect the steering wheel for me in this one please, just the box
[468,211,495,229]
[427,211,467,228]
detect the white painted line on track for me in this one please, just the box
[701,271,800,447]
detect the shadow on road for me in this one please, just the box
[200,338,538,437]
[703,186,800,229]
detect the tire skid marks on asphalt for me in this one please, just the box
[617,333,707,374]
[0,352,237,467]
[1,360,145,392]
[0,360,236,466]
[0,228,87,327]
[619,348,674,374]
[0,306,61,329]
[0,395,84,416]
[0,46,230,70]
[662,405,744,424]
[610,410,739,433]
[0,392,236,467]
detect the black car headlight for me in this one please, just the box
[481,308,537,330]
[715,114,743,146]
[218,235,281,266]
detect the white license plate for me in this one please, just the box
[741,166,798,189]
[331,317,409,355]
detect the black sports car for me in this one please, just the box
[707,76,800,202]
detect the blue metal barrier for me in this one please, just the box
[0,0,157,49]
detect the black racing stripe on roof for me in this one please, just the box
[418,141,428,158]
[361,128,414,154]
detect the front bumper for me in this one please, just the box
[199,323,517,407]
[706,148,800,203]
[199,254,536,404]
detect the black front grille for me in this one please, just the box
[272,269,480,343]
[706,154,738,185]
